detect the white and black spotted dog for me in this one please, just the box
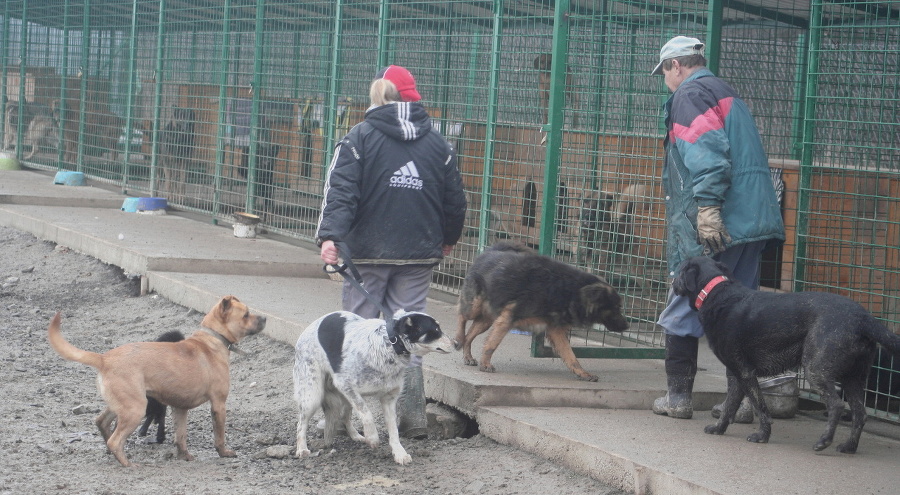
[293,310,455,464]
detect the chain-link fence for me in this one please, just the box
[2,0,897,420]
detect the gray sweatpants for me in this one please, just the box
[340,264,433,318]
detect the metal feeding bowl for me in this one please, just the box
[232,212,261,238]
[760,374,799,419]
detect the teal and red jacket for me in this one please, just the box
[662,69,785,275]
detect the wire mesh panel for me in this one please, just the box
[799,1,900,420]
[1,1,899,397]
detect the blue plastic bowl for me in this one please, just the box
[53,171,85,186]
[121,197,167,212]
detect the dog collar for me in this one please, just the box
[200,327,246,355]
[695,275,729,310]
[384,334,410,356]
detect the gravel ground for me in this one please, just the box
[0,224,625,495]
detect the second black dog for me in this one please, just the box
[137,330,185,443]
[673,255,900,454]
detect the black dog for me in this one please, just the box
[238,118,281,214]
[158,107,196,200]
[137,330,185,443]
[673,255,900,453]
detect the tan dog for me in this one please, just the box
[48,295,266,467]
[3,101,59,158]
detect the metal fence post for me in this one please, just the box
[538,0,570,256]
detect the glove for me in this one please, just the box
[696,206,732,255]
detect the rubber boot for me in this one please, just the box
[397,356,428,439]
[652,334,699,419]
[711,369,754,423]
[712,397,754,424]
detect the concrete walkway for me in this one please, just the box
[2,168,898,495]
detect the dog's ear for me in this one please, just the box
[220,295,239,311]
[713,260,735,278]
[396,313,441,342]
[581,281,629,332]
[213,295,243,317]
[672,260,699,298]
[581,281,621,314]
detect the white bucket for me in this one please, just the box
[233,223,257,238]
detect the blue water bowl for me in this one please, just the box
[53,170,85,186]
[121,197,168,213]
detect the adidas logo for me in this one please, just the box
[390,161,424,189]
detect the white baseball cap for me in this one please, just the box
[651,36,705,75]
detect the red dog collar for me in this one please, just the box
[695,275,729,310]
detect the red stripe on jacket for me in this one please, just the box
[671,96,734,144]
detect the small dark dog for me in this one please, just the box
[137,330,186,443]
[673,256,900,453]
[158,107,196,200]
[239,117,281,214]
[455,240,629,381]
[579,192,616,264]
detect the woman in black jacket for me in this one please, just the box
[315,65,467,437]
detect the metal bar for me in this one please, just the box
[537,0,570,255]
[212,0,233,223]
[56,0,71,167]
[245,0,267,214]
[121,0,140,191]
[75,0,91,171]
[14,1,29,159]
[587,1,609,193]
[150,0,167,196]
[377,0,390,69]
[0,4,9,147]
[706,0,724,74]
[323,0,343,167]
[790,33,809,162]
[795,0,825,293]
[476,0,503,254]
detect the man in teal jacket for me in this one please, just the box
[650,36,785,420]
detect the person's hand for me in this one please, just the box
[320,240,339,265]
[696,206,732,254]
[442,244,454,256]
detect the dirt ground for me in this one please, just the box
[0,225,625,495]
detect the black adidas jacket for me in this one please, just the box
[315,101,467,264]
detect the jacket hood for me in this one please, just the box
[365,102,433,142]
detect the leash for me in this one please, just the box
[323,241,408,355]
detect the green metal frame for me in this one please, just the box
[1,1,898,398]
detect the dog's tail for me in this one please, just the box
[865,319,900,355]
[47,312,103,369]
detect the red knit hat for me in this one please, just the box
[376,65,422,102]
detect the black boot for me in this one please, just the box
[652,334,699,419]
